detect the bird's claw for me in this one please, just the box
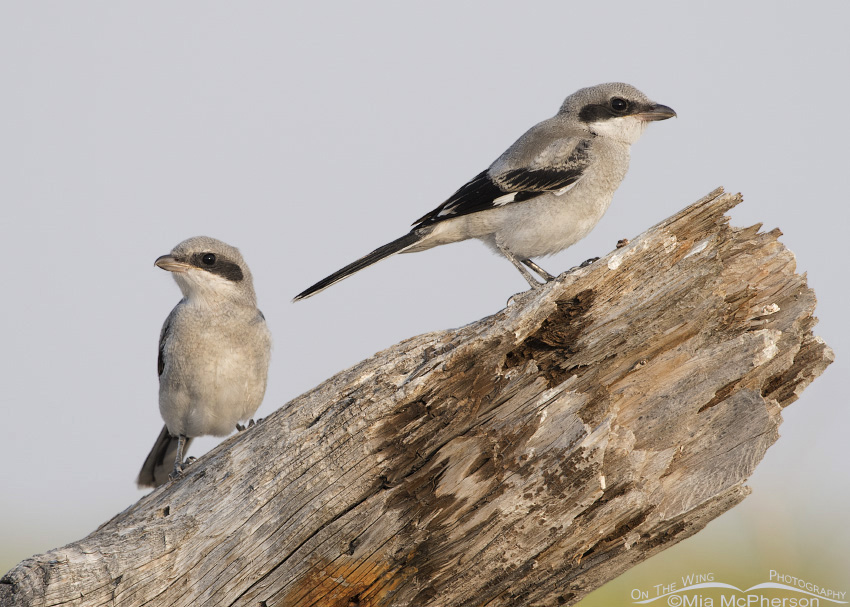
[237,418,263,432]
[168,456,196,481]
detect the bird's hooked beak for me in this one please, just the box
[155,255,193,273]
[635,103,677,122]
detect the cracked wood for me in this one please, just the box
[0,188,833,607]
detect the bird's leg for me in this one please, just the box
[495,243,543,288]
[522,259,555,282]
[169,434,188,481]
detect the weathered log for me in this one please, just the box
[0,188,833,607]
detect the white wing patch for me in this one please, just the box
[493,192,517,206]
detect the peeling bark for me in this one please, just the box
[0,188,833,607]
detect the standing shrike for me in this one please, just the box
[293,82,675,300]
[137,236,272,488]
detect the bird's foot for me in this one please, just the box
[237,418,263,432]
[505,287,540,307]
[168,456,197,481]
[565,257,600,275]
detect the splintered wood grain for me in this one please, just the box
[0,188,833,607]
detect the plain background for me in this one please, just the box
[1,2,847,603]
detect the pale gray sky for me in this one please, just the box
[1,1,847,600]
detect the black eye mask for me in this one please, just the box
[189,252,244,282]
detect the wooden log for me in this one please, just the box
[0,188,833,607]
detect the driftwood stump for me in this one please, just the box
[0,188,833,607]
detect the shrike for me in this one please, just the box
[294,82,675,301]
[137,236,272,488]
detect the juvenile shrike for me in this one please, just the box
[137,236,272,488]
[294,82,675,301]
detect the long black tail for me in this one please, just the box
[293,230,424,301]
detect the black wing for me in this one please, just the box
[157,314,173,377]
[413,139,591,228]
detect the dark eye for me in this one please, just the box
[611,97,629,112]
[202,253,216,265]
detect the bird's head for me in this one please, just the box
[155,236,257,307]
[559,82,676,144]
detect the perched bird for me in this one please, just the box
[137,236,272,488]
[294,82,675,301]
